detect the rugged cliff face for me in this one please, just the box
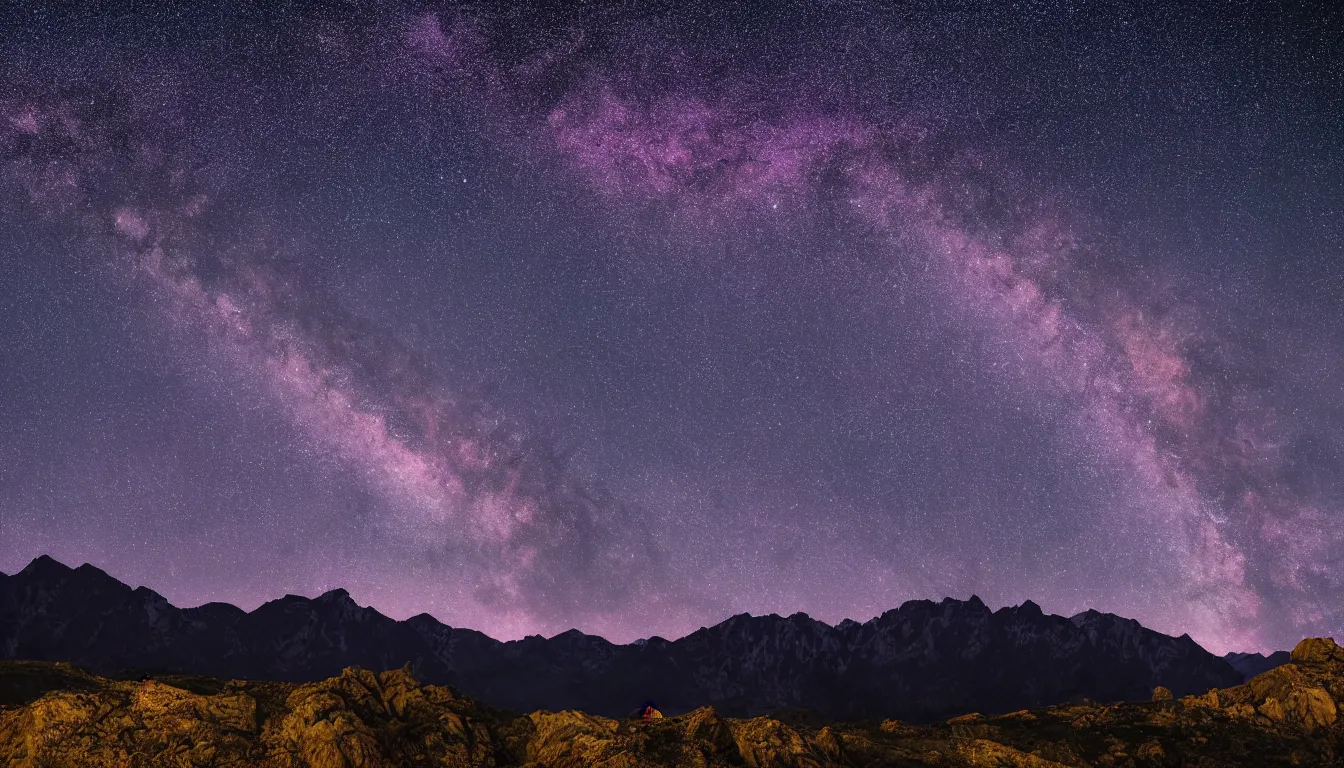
[2,637,1342,767]
[1,557,1242,721]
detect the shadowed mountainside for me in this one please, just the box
[2,556,1251,721]
[1,637,1341,767]
[1225,650,1293,681]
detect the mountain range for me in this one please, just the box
[0,555,1283,722]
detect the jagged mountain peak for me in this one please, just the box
[1068,607,1148,634]
[259,589,360,609]
[549,628,596,644]
[19,554,73,577]
[184,601,247,620]
[0,555,1244,720]
[1223,649,1291,681]
[74,561,114,577]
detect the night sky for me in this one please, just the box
[1,1,1341,655]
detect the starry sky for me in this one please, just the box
[1,1,1341,654]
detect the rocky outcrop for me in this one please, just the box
[1290,636,1344,665]
[0,670,267,765]
[1179,636,1342,732]
[2,651,1342,767]
[264,666,497,767]
[1,556,1242,721]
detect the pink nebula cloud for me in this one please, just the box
[516,74,1327,651]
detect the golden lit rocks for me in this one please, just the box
[947,711,985,723]
[1134,739,1165,760]
[0,683,266,767]
[515,710,625,767]
[1258,695,1287,722]
[678,706,740,755]
[954,738,1072,767]
[1291,637,1344,665]
[133,678,258,732]
[1286,687,1337,730]
[2,651,1344,767]
[0,692,106,766]
[725,716,825,768]
[1208,639,1342,731]
[264,666,494,768]
[268,688,384,767]
[516,707,833,768]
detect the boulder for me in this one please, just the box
[1285,687,1337,730]
[956,739,1073,767]
[1258,697,1286,722]
[727,717,823,768]
[1290,638,1344,665]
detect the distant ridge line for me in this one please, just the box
[1,555,1268,721]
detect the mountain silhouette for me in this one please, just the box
[1224,650,1292,681]
[1,555,1251,721]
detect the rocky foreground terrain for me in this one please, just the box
[2,637,1341,767]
